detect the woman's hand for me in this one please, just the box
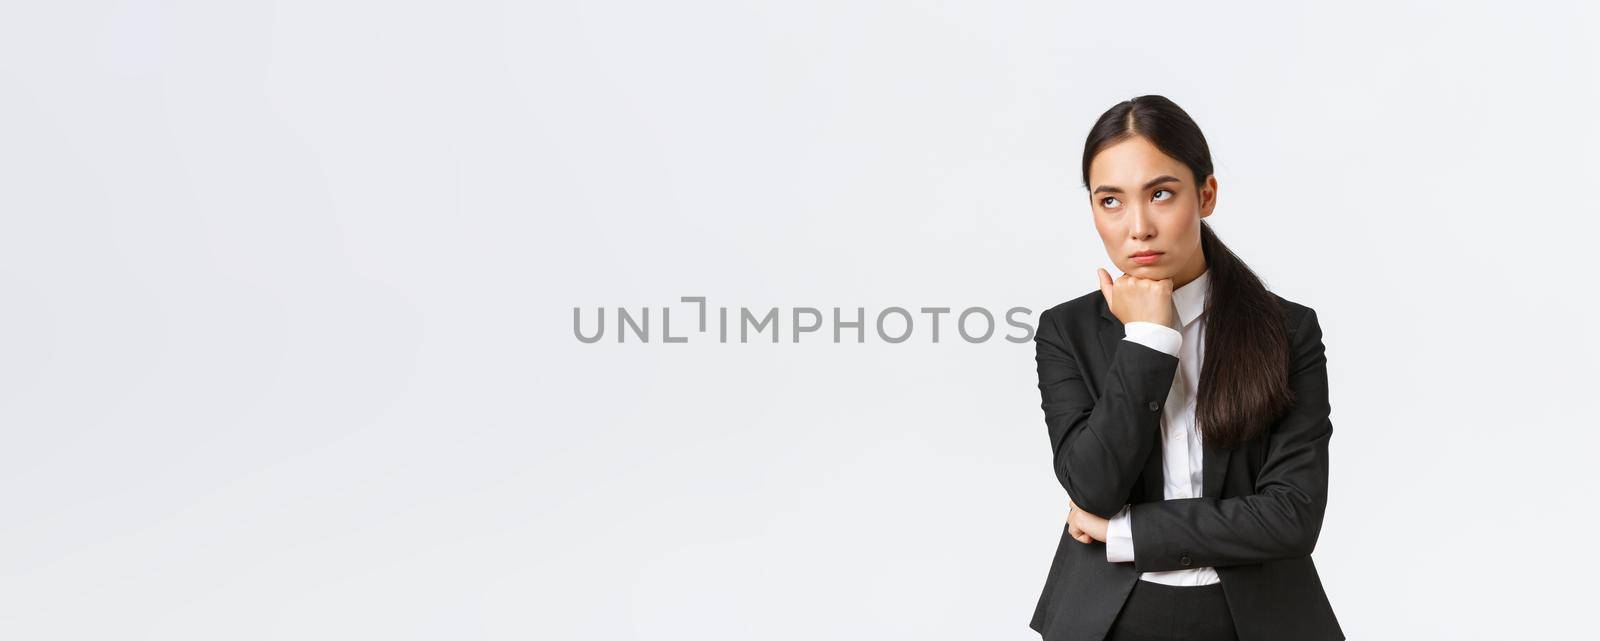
[1067,498,1110,544]
[1097,268,1177,328]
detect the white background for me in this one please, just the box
[3,1,1597,639]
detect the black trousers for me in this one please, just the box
[1104,580,1238,641]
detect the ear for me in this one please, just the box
[1198,174,1218,218]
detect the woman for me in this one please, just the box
[1028,96,1344,641]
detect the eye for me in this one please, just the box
[1152,189,1173,202]
[1100,196,1121,208]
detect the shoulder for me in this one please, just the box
[1268,291,1321,339]
[1036,288,1106,335]
[1036,288,1324,340]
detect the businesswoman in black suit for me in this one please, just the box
[1028,95,1344,641]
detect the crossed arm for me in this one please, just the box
[1034,305,1333,572]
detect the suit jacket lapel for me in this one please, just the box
[1097,296,1233,501]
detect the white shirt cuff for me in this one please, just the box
[1123,321,1182,357]
[1105,504,1135,563]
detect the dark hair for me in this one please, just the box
[1080,95,1293,449]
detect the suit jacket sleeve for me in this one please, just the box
[1126,307,1333,571]
[1034,306,1179,519]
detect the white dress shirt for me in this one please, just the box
[1103,267,1221,585]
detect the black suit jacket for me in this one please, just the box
[1028,289,1344,641]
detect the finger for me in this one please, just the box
[1097,269,1113,305]
[1078,533,1092,544]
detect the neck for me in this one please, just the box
[1171,258,1209,290]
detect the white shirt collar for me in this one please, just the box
[1173,268,1210,328]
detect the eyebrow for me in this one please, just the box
[1093,175,1182,195]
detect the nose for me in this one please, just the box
[1128,203,1156,240]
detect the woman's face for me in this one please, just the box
[1086,135,1217,287]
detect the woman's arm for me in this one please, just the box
[1034,305,1180,519]
[1123,307,1333,571]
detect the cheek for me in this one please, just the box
[1092,216,1118,245]
[1169,215,1203,259]
[1160,208,1199,236]
[1182,214,1206,239]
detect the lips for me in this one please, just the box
[1130,251,1162,258]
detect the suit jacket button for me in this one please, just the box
[1148,401,1160,412]
[1179,555,1192,566]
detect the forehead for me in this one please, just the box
[1088,136,1189,187]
